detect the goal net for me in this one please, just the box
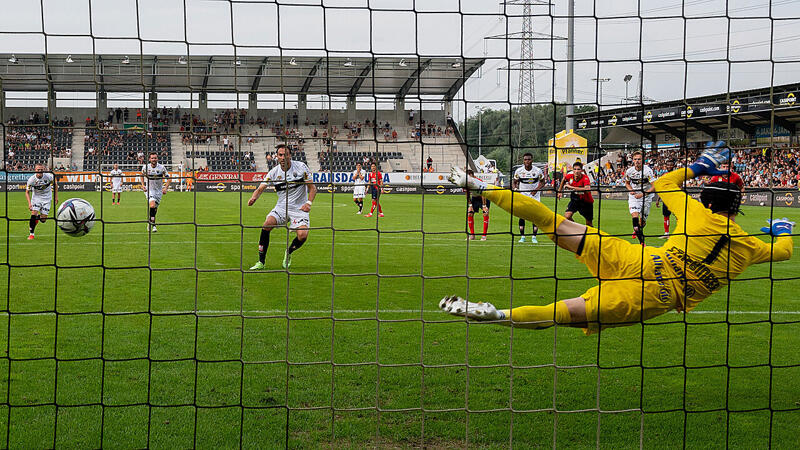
[0,0,798,447]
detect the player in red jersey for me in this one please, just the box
[557,161,594,227]
[365,162,384,217]
[709,162,744,191]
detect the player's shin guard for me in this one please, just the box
[149,207,157,225]
[663,216,670,233]
[482,215,489,236]
[288,236,305,254]
[482,188,565,240]
[29,215,38,234]
[467,216,475,235]
[503,301,572,329]
[258,229,270,263]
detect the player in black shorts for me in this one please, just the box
[466,169,490,240]
[558,161,594,227]
[655,197,672,238]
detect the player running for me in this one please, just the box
[141,152,170,232]
[625,150,656,244]
[466,169,490,240]
[110,163,124,205]
[25,164,58,240]
[248,144,317,270]
[513,153,544,243]
[440,144,793,334]
[557,161,594,227]
[352,162,366,214]
[365,162,384,218]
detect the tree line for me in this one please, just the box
[459,104,598,173]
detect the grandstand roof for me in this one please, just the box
[571,82,800,143]
[0,54,484,100]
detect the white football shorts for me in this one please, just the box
[268,206,310,230]
[628,193,654,220]
[30,195,52,215]
[353,185,366,199]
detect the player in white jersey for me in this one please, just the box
[512,153,544,243]
[109,163,124,205]
[624,150,656,244]
[352,162,366,214]
[141,152,170,232]
[247,144,317,270]
[25,164,58,240]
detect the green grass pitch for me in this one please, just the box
[0,189,798,448]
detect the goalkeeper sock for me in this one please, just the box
[258,228,270,263]
[483,188,565,239]
[482,215,489,236]
[29,216,38,234]
[288,236,305,254]
[500,301,572,329]
[518,218,525,235]
[532,226,538,236]
[663,216,670,233]
[467,216,475,235]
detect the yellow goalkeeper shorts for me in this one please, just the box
[575,227,678,334]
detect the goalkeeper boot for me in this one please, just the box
[518,236,526,243]
[249,261,266,271]
[530,235,538,244]
[282,251,292,269]
[439,295,504,321]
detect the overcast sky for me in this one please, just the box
[1,0,798,119]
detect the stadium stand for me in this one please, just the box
[4,116,74,171]
[83,127,172,171]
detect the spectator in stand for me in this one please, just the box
[426,156,433,172]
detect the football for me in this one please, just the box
[56,198,96,237]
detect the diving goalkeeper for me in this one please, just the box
[441,145,794,334]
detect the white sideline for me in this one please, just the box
[1,309,798,316]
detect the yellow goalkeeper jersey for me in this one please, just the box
[652,168,793,311]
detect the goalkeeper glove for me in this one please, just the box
[449,167,487,191]
[688,141,731,177]
[760,218,795,236]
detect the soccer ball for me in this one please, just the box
[56,198,96,237]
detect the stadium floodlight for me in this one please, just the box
[121,55,130,64]
[8,54,17,64]
[451,61,462,68]
[289,57,297,66]
[235,57,242,66]
[65,54,74,63]
[343,58,353,67]
[398,58,407,67]
[178,55,188,65]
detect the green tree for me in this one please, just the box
[460,104,598,174]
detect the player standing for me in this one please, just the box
[709,162,744,191]
[25,164,58,240]
[512,153,544,243]
[625,151,656,244]
[110,163,124,205]
[655,160,676,238]
[142,152,170,232]
[365,162,384,218]
[440,144,793,334]
[466,169,490,240]
[352,162,366,214]
[557,161,594,227]
[248,144,317,270]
